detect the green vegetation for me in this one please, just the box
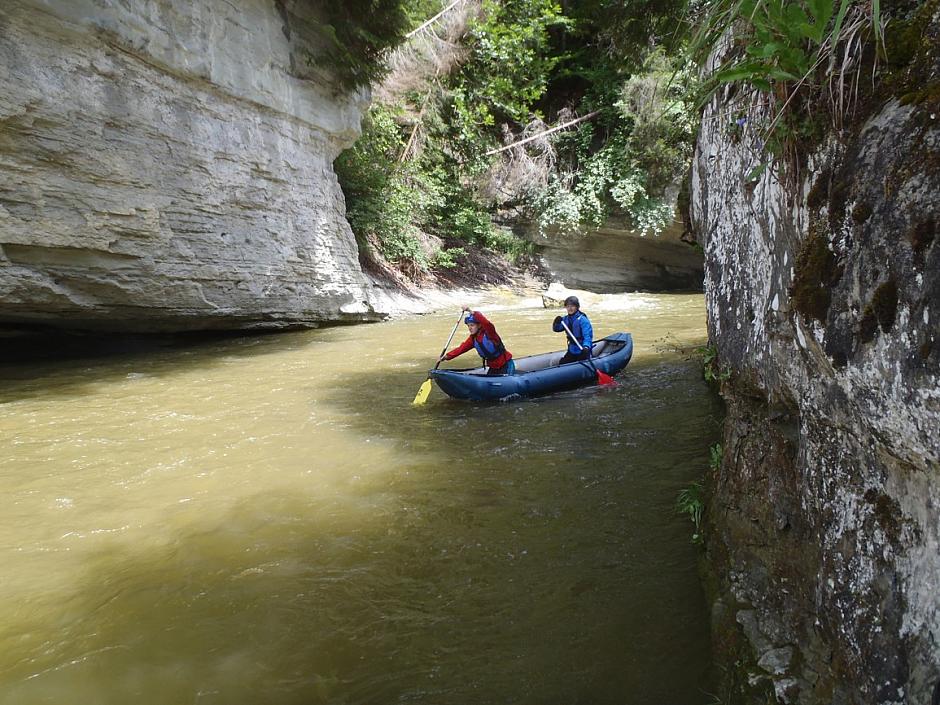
[431,246,466,269]
[675,443,721,545]
[676,481,706,544]
[334,105,431,269]
[334,0,695,280]
[710,442,724,471]
[697,343,732,382]
[533,52,697,235]
[693,0,858,92]
[790,227,840,323]
[307,0,418,91]
[334,99,519,274]
[324,0,908,279]
[688,0,891,166]
[449,0,566,160]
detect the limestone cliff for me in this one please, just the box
[690,5,940,703]
[524,217,703,293]
[0,0,380,332]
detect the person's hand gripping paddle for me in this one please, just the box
[412,310,465,405]
[559,319,616,386]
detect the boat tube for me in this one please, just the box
[428,333,633,401]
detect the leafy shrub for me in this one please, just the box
[693,0,861,93]
[431,247,466,269]
[336,0,695,276]
[335,106,428,269]
[675,444,721,545]
[336,100,528,275]
[709,443,724,471]
[619,54,699,195]
[532,53,697,235]
[689,0,887,161]
[449,0,567,161]
[696,343,732,382]
[308,0,414,91]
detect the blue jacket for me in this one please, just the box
[553,310,593,356]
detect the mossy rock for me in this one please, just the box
[858,279,899,343]
[790,227,842,324]
[910,215,937,257]
[852,202,874,225]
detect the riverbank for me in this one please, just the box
[363,241,550,318]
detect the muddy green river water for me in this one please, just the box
[0,293,720,705]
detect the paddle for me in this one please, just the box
[559,319,617,387]
[412,310,465,405]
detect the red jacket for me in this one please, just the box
[445,310,513,369]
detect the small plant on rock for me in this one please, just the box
[676,481,706,544]
[696,344,732,382]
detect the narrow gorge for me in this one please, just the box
[1,1,938,703]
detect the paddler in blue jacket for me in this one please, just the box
[553,295,594,364]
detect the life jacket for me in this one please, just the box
[562,311,591,354]
[562,312,582,342]
[473,332,506,363]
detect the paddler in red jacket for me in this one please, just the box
[440,308,515,375]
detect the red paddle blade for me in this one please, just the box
[596,370,617,386]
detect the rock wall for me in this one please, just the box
[523,217,704,293]
[690,6,940,703]
[0,0,380,332]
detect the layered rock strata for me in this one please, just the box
[0,0,379,332]
[524,217,704,293]
[690,8,940,703]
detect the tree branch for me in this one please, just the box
[482,111,600,157]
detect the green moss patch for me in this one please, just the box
[880,0,940,104]
[863,488,904,544]
[791,228,842,324]
[828,175,852,224]
[910,216,936,256]
[807,167,831,211]
[898,81,940,108]
[852,202,873,224]
[859,279,900,343]
[872,279,899,332]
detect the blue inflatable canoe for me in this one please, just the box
[429,333,633,401]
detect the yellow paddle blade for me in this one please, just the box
[412,378,433,405]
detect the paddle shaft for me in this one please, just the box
[559,319,607,380]
[434,310,465,370]
[559,319,589,355]
[412,310,467,405]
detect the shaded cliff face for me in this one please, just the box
[523,217,704,293]
[0,0,380,332]
[690,7,940,704]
